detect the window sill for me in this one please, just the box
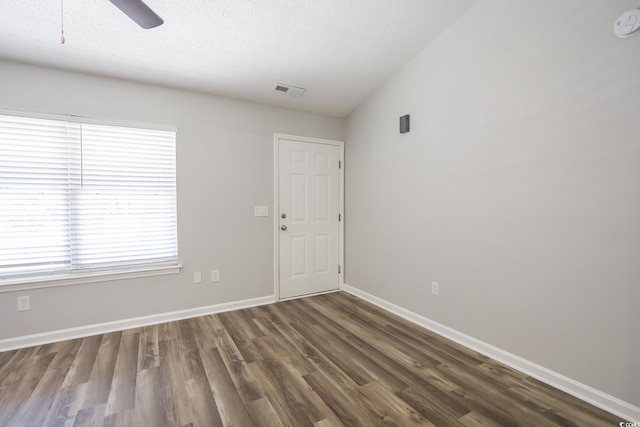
[0,264,182,293]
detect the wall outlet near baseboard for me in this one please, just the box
[17,296,30,311]
[211,269,220,282]
[431,282,439,296]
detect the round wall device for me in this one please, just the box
[614,9,640,38]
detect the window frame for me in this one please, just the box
[0,108,181,292]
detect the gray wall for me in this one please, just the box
[0,60,345,339]
[345,0,640,406]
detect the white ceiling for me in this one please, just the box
[0,0,477,117]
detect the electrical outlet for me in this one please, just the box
[17,296,30,311]
[194,272,202,284]
[431,282,439,296]
[211,269,220,283]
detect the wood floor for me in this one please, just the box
[0,292,622,427]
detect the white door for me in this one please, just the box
[277,137,342,299]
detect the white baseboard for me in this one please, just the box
[342,284,640,423]
[0,295,276,352]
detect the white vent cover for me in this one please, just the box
[273,83,305,97]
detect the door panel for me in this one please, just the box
[278,139,340,299]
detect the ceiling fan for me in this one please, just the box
[108,0,164,29]
[59,0,163,44]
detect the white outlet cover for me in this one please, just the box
[194,272,202,284]
[211,269,220,282]
[17,296,30,311]
[431,281,439,296]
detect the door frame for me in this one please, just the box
[273,133,344,301]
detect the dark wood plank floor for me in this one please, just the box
[0,292,623,426]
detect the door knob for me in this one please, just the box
[281,225,287,231]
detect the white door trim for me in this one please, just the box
[273,133,344,301]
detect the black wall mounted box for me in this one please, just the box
[400,115,410,134]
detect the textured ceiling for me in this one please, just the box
[0,0,477,117]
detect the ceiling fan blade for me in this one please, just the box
[108,0,164,29]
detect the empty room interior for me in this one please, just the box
[0,0,639,426]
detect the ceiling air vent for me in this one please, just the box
[273,83,305,97]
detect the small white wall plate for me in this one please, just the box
[614,9,640,38]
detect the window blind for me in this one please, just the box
[0,111,177,282]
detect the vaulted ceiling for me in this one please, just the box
[0,0,477,117]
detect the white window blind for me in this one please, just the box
[0,111,178,283]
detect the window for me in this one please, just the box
[0,110,178,286]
